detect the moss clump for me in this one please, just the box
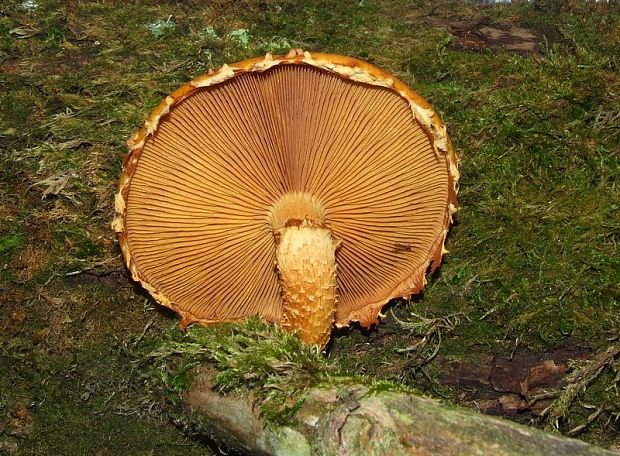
[139,318,329,424]
[0,233,24,256]
[138,317,422,427]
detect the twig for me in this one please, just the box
[567,407,605,436]
[132,318,156,347]
[395,311,467,380]
[65,256,122,277]
[527,390,560,407]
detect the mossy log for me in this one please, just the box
[182,372,618,456]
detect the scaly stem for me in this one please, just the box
[269,192,337,350]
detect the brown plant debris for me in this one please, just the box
[424,17,543,56]
[441,345,592,417]
[538,339,620,433]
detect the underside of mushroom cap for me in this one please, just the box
[113,49,459,333]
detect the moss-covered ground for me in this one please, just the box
[1,0,618,453]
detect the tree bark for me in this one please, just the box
[182,372,618,456]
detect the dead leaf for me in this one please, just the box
[57,139,91,150]
[10,308,26,323]
[498,394,526,415]
[520,360,568,395]
[9,26,40,39]
[8,402,33,438]
[34,172,72,199]
[40,293,64,307]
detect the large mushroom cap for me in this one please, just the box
[113,49,459,343]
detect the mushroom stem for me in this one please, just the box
[275,219,338,350]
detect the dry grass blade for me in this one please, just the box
[9,26,40,38]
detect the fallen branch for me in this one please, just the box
[182,370,619,456]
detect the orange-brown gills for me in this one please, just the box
[113,49,459,350]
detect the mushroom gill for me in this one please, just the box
[113,50,459,350]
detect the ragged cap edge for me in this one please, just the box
[336,221,450,329]
[112,49,460,330]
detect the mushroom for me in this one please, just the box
[112,49,459,350]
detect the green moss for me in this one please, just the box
[0,346,207,456]
[51,223,104,263]
[365,380,416,396]
[137,317,329,424]
[0,233,24,256]
[401,4,620,348]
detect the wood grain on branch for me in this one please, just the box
[183,371,619,456]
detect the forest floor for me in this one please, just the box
[1,0,618,454]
